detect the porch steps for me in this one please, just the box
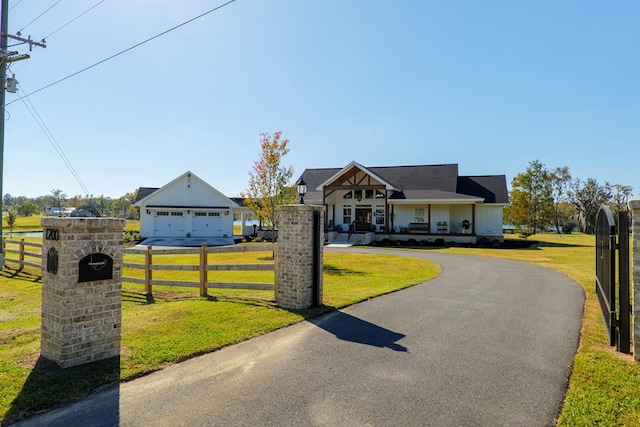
[326,231,374,246]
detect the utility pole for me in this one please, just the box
[0,0,46,266]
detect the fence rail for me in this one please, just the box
[122,243,275,297]
[2,238,43,270]
[2,239,275,298]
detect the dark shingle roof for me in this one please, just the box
[299,163,508,204]
[457,175,509,204]
[134,187,159,204]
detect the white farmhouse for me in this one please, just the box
[134,171,240,244]
[299,161,509,245]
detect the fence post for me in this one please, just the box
[145,245,153,296]
[19,239,25,270]
[200,243,208,297]
[1,238,5,268]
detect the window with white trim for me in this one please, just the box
[343,205,352,224]
[375,206,385,225]
[414,208,425,223]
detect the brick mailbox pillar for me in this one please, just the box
[629,200,640,361]
[40,217,127,368]
[275,204,324,310]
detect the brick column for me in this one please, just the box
[275,205,324,309]
[629,200,640,361]
[40,217,126,368]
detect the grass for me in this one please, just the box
[2,215,43,233]
[0,249,439,424]
[1,216,140,233]
[2,233,640,425]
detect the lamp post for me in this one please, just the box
[296,177,307,204]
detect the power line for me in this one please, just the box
[9,0,26,12]
[43,0,106,40]
[7,0,236,105]
[17,86,91,196]
[18,0,62,33]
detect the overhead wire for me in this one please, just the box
[9,0,26,12]
[18,0,62,33]
[7,0,237,105]
[43,0,106,40]
[16,84,91,196]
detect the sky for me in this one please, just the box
[2,0,639,200]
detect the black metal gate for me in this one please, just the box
[595,206,630,354]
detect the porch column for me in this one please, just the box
[472,204,476,234]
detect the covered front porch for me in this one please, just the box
[325,228,478,246]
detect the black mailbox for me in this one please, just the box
[78,253,113,283]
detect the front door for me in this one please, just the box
[355,207,372,231]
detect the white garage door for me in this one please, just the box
[192,212,223,237]
[153,211,185,237]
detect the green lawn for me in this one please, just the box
[1,216,140,233]
[2,233,639,425]
[0,249,439,423]
[2,215,44,232]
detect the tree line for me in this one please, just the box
[2,189,140,220]
[505,160,633,235]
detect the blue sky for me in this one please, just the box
[3,0,639,199]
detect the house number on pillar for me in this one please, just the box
[45,228,60,241]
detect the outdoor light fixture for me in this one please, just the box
[297,177,307,204]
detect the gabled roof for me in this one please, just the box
[299,163,509,204]
[316,161,399,191]
[133,171,239,208]
[457,175,509,204]
[134,187,160,204]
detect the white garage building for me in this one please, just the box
[134,171,240,242]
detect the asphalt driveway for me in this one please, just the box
[12,249,585,427]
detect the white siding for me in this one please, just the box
[475,205,504,238]
[429,205,449,233]
[143,175,231,208]
[137,172,236,238]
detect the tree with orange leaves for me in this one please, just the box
[242,131,296,232]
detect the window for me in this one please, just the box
[365,189,373,199]
[195,212,207,217]
[343,206,352,224]
[171,212,183,217]
[375,190,385,199]
[157,212,169,216]
[354,189,363,201]
[414,208,425,223]
[343,191,353,199]
[375,206,385,225]
[209,212,220,216]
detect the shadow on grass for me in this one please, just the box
[122,291,158,305]
[533,241,592,249]
[0,268,42,282]
[3,356,120,426]
[324,264,368,276]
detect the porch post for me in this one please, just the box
[384,191,390,233]
[472,204,476,234]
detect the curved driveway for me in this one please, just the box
[14,249,585,427]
